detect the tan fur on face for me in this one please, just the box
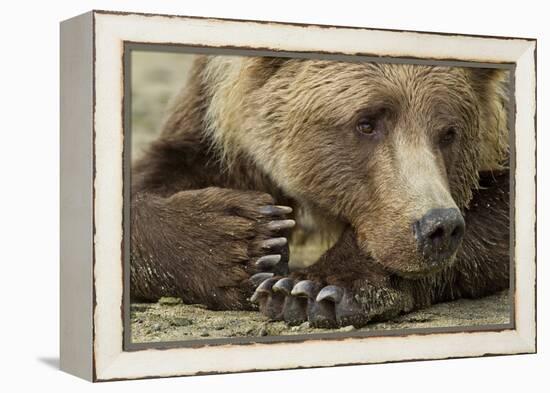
[198,56,510,275]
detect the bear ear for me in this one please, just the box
[245,56,289,87]
[468,67,509,92]
[469,67,500,79]
[468,67,511,172]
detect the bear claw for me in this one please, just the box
[266,219,296,232]
[251,277,367,328]
[291,280,318,298]
[316,285,343,303]
[260,237,288,249]
[255,237,290,277]
[249,207,293,278]
[250,277,277,303]
[258,205,293,216]
[272,278,294,295]
[250,272,274,286]
[255,254,282,269]
[250,276,287,320]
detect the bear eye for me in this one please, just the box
[439,126,458,147]
[355,117,377,136]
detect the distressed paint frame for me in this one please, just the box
[60,10,537,382]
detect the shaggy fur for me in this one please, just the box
[130,55,510,325]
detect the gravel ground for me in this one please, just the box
[130,290,510,343]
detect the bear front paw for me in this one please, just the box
[250,277,370,328]
[250,274,414,328]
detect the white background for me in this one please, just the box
[0,0,546,391]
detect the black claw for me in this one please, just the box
[257,277,277,292]
[250,291,261,303]
[258,205,293,216]
[260,237,287,250]
[250,277,277,303]
[255,254,282,270]
[272,278,294,295]
[291,280,316,298]
[266,219,296,231]
[250,272,274,286]
[316,285,344,303]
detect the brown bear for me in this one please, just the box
[130,55,510,328]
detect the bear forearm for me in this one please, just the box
[130,187,294,310]
[130,191,214,303]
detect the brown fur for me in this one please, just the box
[130,55,510,321]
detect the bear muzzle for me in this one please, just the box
[413,208,465,266]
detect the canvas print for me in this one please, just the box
[127,49,512,344]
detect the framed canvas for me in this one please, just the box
[60,10,537,381]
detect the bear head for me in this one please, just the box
[202,56,509,277]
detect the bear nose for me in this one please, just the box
[413,208,465,264]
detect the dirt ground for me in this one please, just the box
[130,290,510,343]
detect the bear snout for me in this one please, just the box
[413,208,465,265]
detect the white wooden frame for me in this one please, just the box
[60,10,537,381]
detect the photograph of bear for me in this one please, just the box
[130,53,511,332]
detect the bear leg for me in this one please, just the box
[131,187,294,310]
